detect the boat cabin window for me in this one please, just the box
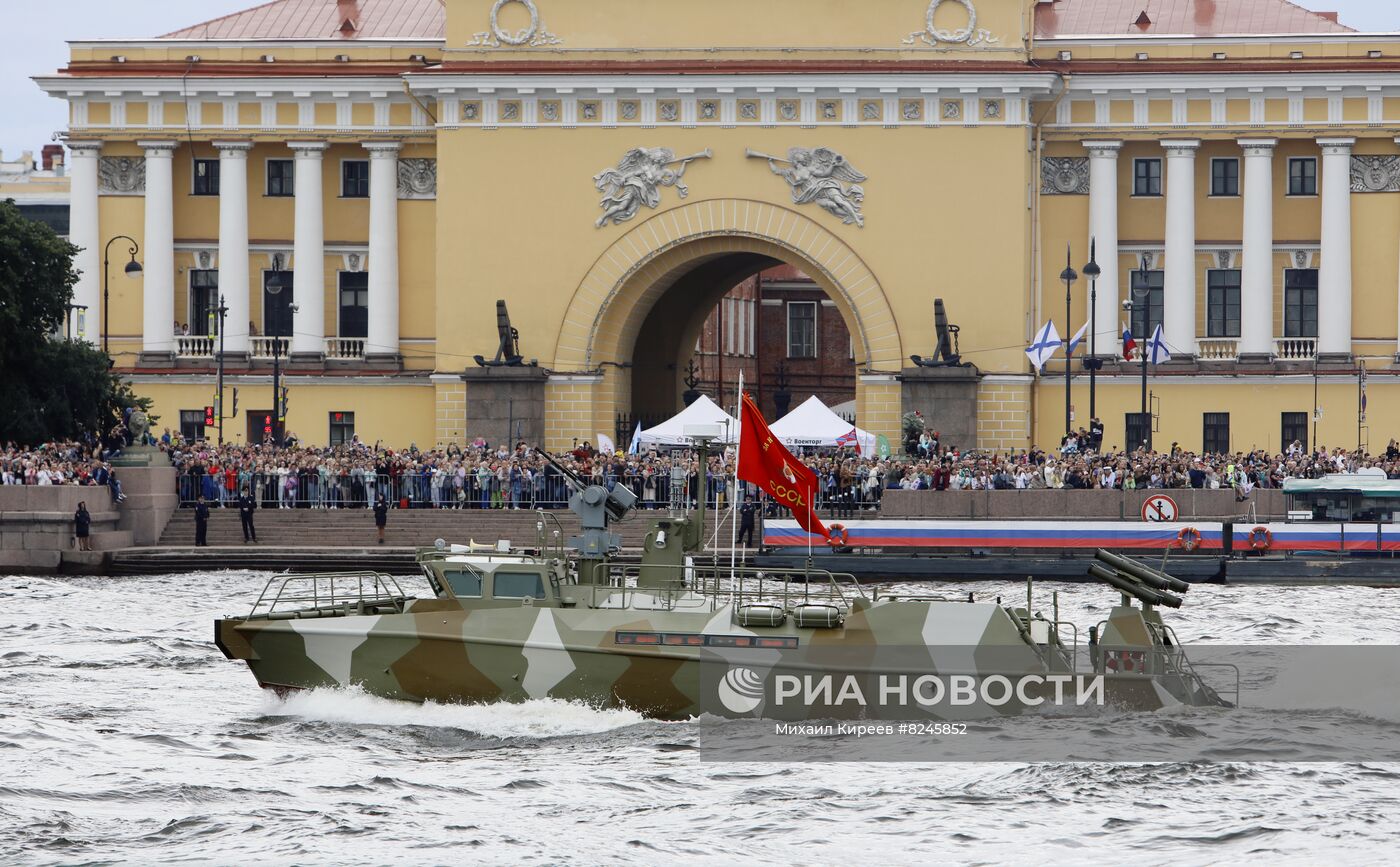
[493,570,547,599]
[443,568,483,598]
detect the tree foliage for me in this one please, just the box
[0,200,151,443]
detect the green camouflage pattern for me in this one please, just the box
[216,552,1227,720]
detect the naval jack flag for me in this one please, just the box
[1146,325,1172,365]
[1025,320,1062,372]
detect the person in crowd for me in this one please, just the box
[238,486,258,543]
[738,497,757,548]
[373,492,388,544]
[194,494,210,547]
[74,501,92,551]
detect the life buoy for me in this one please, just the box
[1248,526,1273,551]
[827,523,849,547]
[1177,526,1202,552]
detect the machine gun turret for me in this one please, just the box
[540,452,637,575]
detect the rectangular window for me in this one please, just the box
[1284,269,1319,338]
[493,571,546,599]
[338,271,369,338]
[1129,269,1165,338]
[263,270,295,337]
[266,159,294,197]
[341,160,369,198]
[1124,413,1151,451]
[1133,158,1162,196]
[329,411,355,447]
[179,409,206,442]
[1281,412,1308,453]
[1203,412,1231,454]
[787,301,817,358]
[1206,269,1241,338]
[1289,157,1317,196]
[443,568,482,598]
[193,159,220,196]
[189,270,219,336]
[1210,158,1239,196]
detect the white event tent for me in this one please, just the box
[768,395,877,453]
[634,394,740,445]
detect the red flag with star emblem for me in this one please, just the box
[738,391,829,541]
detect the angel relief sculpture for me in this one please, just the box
[747,146,867,227]
[592,147,712,228]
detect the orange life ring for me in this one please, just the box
[1177,526,1202,552]
[1248,526,1273,551]
[827,523,850,547]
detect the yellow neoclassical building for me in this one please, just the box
[32,0,1400,454]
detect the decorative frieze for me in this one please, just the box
[397,159,437,199]
[1350,155,1400,193]
[1040,157,1089,195]
[98,156,145,195]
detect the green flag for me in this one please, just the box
[876,434,891,458]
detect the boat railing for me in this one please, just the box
[579,562,861,614]
[247,571,409,619]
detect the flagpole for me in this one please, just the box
[730,370,743,584]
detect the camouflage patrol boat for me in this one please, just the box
[217,451,1235,721]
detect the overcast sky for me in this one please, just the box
[2,0,1398,159]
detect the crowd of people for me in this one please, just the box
[9,429,1400,517]
[159,434,888,515]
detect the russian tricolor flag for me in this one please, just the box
[1121,323,1137,360]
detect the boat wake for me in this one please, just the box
[257,686,648,740]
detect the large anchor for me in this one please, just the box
[473,300,533,367]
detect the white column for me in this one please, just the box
[364,141,402,358]
[1162,139,1200,357]
[68,141,102,343]
[215,142,253,355]
[139,141,177,355]
[289,142,328,358]
[1238,138,1278,358]
[1317,137,1355,359]
[1083,141,1122,354]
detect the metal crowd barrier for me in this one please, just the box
[174,467,887,513]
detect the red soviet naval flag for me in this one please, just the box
[738,392,829,542]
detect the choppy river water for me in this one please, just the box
[3,572,1399,864]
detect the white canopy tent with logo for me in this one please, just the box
[767,395,877,453]
[634,394,740,446]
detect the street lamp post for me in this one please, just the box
[265,265,288,445]
[1123,253,1152,451]
[215,294,229,445]
[102,235,143,355]
[1081,240,1102,423]
[1059,245,1079,439]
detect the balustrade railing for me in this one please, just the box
[176,335,214,358]
[1274,337,1317,361]
[251,336,289,359]
[1196,339,1239,362]
[325,337,366,360]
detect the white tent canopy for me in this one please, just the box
[768,395,877,453]
[635,394,740,445]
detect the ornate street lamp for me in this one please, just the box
[1060,245,1078,439]
[1081,239,1102,423]
[102,236,142,354]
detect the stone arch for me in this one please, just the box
[546,198,904,450]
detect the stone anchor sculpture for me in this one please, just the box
[474,300,533,367]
